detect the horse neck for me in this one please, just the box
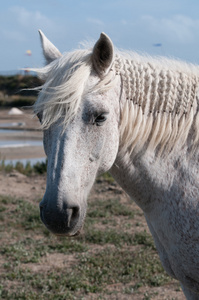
[110,144,192,213]
[110,55,199,211]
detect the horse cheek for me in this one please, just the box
[99,130,119,175]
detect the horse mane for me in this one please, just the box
[34,46,199,156]
[34,48,115,130]
[34,49,93,129]
[115,52,199,155]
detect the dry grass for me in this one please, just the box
[0,173,184,299]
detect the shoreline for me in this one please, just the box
[0,108,45,161]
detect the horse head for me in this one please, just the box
[37,31,121,236]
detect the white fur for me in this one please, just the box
[36,32,199,299]
[39,30,62,64]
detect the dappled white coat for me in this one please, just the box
[35,30,199,299]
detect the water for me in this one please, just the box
[0,129,45,166]
[0,129,22,133]
[0,122,25,128]
[3,157,46,167]
[0,140,43,148]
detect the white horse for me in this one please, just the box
[35,30,199,299]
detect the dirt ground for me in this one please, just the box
[0,108,185,299]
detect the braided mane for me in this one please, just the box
[115,53,199,155]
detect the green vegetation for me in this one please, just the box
[0,183,180,299]
[0,75,43,107]
[0,160,47,175]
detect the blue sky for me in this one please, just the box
[1,0,199,72]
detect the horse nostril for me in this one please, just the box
[67,206,80,227]
[72,206,79,218]
[39,201,81,235]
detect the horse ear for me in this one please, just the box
[92,32,114,76]
[39,30,62,64]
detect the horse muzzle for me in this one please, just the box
[39,202,84,236]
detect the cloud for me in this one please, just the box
[142,14,199,43]
[0,5,63,54]
[87,18,104,26]
[9,6,54,31]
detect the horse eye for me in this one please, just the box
[95,113,107,126]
